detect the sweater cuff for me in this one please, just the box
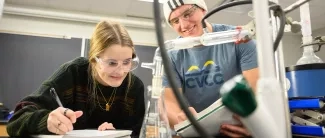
[28,109,51,134]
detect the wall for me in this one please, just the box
[313,27,325,36]
[0,13,314,66]
[0,14,177,47]
[0,33,82,110]
[312,27,325,61]
[281,34,303,67]
[0,88,2,103]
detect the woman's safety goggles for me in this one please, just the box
[95,56,139,73]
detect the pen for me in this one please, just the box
[50,88,63,107]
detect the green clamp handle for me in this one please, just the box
[220,75,257,117]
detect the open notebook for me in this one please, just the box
[174,99,238,137]
[33,130,132,138]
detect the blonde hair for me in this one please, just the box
[87,20,135,108]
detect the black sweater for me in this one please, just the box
[6,57,145,137]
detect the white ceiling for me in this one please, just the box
[5,0,325,31]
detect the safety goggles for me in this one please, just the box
[169,5,199,26]
[95,56,139,73]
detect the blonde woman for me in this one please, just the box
[6,20,145,137]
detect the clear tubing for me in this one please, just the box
[200,29,250,46]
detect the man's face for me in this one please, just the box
[169,4,206,37]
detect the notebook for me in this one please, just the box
[32,129,132,138]
[174,99,238,137]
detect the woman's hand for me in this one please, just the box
[98,122,115,131]
[220,115,251,137]
[47,107,83,135]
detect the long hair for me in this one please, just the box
[87,20,135,110]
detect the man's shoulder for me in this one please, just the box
[167,49,182,60]
[166,48,199,59]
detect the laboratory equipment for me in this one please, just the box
[286,52,325,136]
[286,64,325,98]
[284,1,325,137]
[286,14,325,96]
[218,1,290,137]
[289,98,325,136]
[297,2,323,65]
[285,0,324,103]
[201,28,251,45]
[150,0,315,137]
[164,26,253,50]
[285,17,302,34]
[296,43,323,65]
[271,0,292,137]
[139,48,172,138]
[220,75,280,138]
[301,36,325,53]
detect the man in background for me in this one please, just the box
[162,0,259,137]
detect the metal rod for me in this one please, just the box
[253,0,276,78]
[272,4,293,137]
[284,0,312,14]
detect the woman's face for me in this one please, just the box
[95,44,134,87]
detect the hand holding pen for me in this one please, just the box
[47,88,83,135]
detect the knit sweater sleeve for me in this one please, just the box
[6,61,78,136]
[130,75,145,136]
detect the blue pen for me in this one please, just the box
[50,88,63,107]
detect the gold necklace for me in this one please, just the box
[97,88,117,111]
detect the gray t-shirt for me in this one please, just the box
[162,24,258,112]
